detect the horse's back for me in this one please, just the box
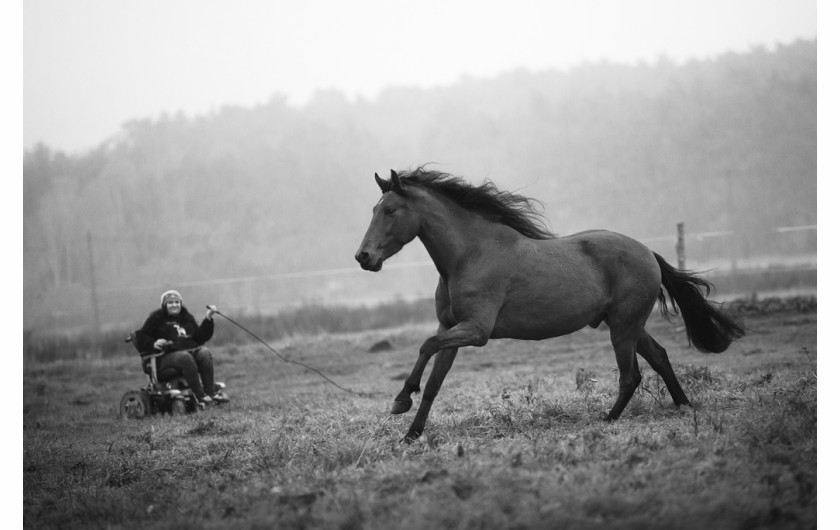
[557,230,661,294]
[560,230,657,263]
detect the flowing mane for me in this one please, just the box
[395,167,556,240]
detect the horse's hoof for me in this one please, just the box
[401,431,421,444]
[390,397,413,415]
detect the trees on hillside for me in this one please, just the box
[22,40,817,330]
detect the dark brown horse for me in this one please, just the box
[355,168,744,443]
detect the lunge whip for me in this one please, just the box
[208,306,375,397]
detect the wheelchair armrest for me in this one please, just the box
[140,351,168,361]
[139,351,168,382]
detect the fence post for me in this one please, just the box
[87,232,101,337]
[676,222,685,269]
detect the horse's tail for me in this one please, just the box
[654,252,745,353]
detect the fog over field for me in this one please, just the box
[22,5,818,350]
[23,40,817,333]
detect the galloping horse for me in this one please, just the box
[355,168,744,443]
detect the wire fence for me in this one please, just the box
[23,223,816,334]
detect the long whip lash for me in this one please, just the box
[209,306,372,397]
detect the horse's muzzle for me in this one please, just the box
[355,251,383,272]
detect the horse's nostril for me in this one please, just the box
[356,251,369,264]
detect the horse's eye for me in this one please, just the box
[384,207,396,216]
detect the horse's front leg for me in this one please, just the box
[390,346,435,415]
[401,318,492,443]
[403,347,458,443]
[391,318,488,415]
[419,318,491,356]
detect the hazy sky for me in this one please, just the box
[24,0,816,154]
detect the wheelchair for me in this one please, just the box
[119,331,226,419]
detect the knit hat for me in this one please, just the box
[160,289,183,306]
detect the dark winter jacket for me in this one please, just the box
[135,306,214,353]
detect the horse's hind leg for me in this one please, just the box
[605,325,644,421]
[636,329,691,407]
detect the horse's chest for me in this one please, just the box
[435,284,486,329]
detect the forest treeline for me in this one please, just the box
[23,40,816,332]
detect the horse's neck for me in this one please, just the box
[416,198,513,277]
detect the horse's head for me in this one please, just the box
[355,170,421,272]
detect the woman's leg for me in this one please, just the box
[191,347,216,396]
[158,350,207,399]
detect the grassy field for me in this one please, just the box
[23,304,817,529]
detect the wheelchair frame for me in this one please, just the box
[119,332,203,419]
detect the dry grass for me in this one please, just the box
[23,309,817,529]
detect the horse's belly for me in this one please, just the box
[490,297,605,340]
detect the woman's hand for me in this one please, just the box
[153,339,170,351]
[206,304,219,320]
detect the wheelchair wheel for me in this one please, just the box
[170,399,187,416]
[120,390,150,419]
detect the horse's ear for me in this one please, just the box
[390,169,404,193]
[374,172,389,194]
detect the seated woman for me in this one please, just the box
[135,290,229,409]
